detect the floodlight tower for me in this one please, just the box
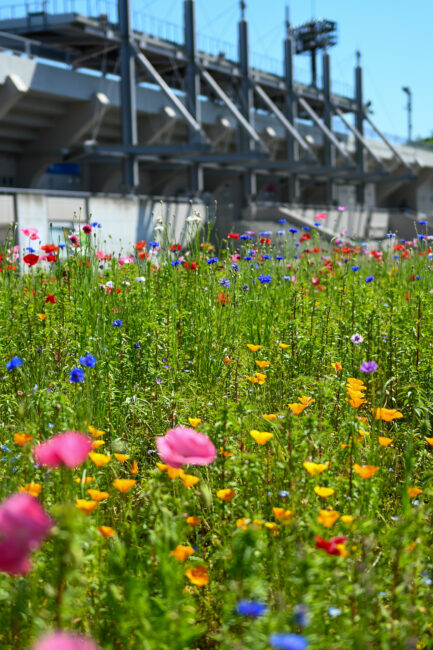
[402,86,412,144]
[289,18,337,87]
[118,0,138,192]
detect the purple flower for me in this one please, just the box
[270,634,308,650]
[351,333,363,344]
[258,274,271,284]
[220,278,230,288]
[360,361,378,374]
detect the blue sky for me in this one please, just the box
[1,0,431,140]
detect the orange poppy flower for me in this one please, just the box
[112,479,136,492]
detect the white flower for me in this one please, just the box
[154,225,164,231]
[122,281,130,286]
[186,214,201,223]
[136,276,146,283]
[106,280,114,288]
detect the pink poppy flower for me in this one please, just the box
[69,235,79,245]
[156,426,217,469]
[0,494,52,574]
[21,227,40,240]
[82,224,92,234]
[33,432,92,469]
[118,256,134,266]
[95,250,105,260]
[33,631,99,650]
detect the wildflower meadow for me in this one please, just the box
[0,215,432,649]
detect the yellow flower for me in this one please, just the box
[353,464,379,479]
[167,466,184,479]
[314,486,335,498]
[130,460,138,474]
[217,488,236,502]
[75,476,95,485]
[265,522,279,533]
[408,487,422,499]
[247,344,262,352]
[289,403,306,415]
[75,499,98,514]
[262,413,278,421]
[425,438,433,446]
[87,489,109,501]
[185,566,209,586]
[336,543,349,557]
[346,389,366,400]
[347,378,366,388]
[341,515,355,524]
[246,375,258,384]
[279,343,289,349]
[156,462,168,471]
[14,433,32,446]
[188,417,201,428]
[347,398,366,409]
[378,436,393,447]
[373,408,403,422]
[114,453,130,462]
[220,447,234,458]
[98,526,115,538]
[303,461,328,476]
[236,518,247,530]
[88,425,105,438]
[223,356,231,364]
[37,313,46,321]
[250,430,273,445]
[252,520,263,529]
[272,507,292,520]
[255,372,267,384]
[91,440,105,449]
[19,483,42,498]
[299,396,314,406]
[182,474,200,488]
[186,516,201,527]
[255,360,270,369]
[113,479,136,492]
[317,509,340,528]
[332,362,342,371]
[170,545,194,562]
[88,452,111,466]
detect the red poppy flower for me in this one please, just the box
[299,233,311,243]
[45,294,56,304]
[217,292,229,305]
[228,233,240,239]
[135,241,146,250]
[315,535,347,556]
[40,244,58,253]
[23,254,39,267]
[259,237,271,244]
[169,244,182,251]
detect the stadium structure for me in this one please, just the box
[0,0,432,251]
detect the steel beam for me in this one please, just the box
[83,143,210,157]
[333,105,384,168]
[297,96,354,165]
[184,0,203,192]
[322,51,334,202]
[354,52,364,203]
[238,4,256,204]
[133,45,208,141]
[284,13,301,202]
[363,112,413,172]
[253,83,317,159]
[119,0,138,192]
[199,67,266,150]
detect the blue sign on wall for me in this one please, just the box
[46,163,81,176]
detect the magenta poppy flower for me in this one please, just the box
[33,432,92,469]
[69,235,79,245]
[0,493,52,575]
[33,631,99,650]
[82,224,92,234]
[118,256,134,266]
[21,227,39,240]
[156,426,217,469]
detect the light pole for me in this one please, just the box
[402,86,412,144]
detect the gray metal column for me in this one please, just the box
[238,1,256,207]
[119,0,138,192]
[323,50,334,203]
[284,8,299,202]
[184,0,203,193]
[355,51,364,205]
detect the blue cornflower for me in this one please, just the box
[294,255,299,259]
[236,600,267,618]
[352,266,359,271]
[293,604,309,628]
[244,256,252,261]
[278,490,289,497]
[26,247,36,253]
[148,241,159,248]
[260,231,272,236]
[0,445,9,453]
[59,244,66,249]
[418,234,426,240]
[6,357,23,371]
[303,226,310,231]
[277,230,285,235]
[289,228,298,234]
[69,367,84,383]
[79,353,97,368]
[112,319,123,327]
[365,276,374,283]
[240,234,252,240]
[314,222,321,226]
[232,263,239,272]
[207,257,218,264]
[270,634,308,650]
[283,276,291,281]
[262,254,271,260]
[328,607,341,617]
[419,220,427,225]
[171,260,181,266]
[220,278,230,288]
[279,219,287,223]
[90,221,100,227]
[275,255,284,261]
[258,274,271,284]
